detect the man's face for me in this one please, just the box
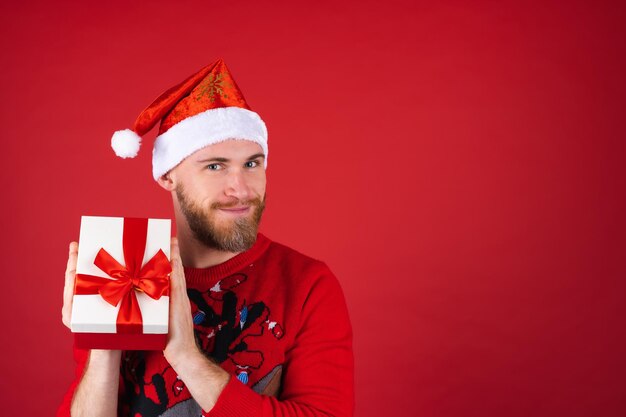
[169,139,267,252]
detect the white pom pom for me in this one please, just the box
[111,129,141,158]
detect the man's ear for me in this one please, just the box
[156,171,175,191]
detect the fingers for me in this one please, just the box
[62,241,79,329]
[170,237,182,266]
[170,238,185,274]
[169,237,187,297]
[66,241,79,274]
[164,237,196,360]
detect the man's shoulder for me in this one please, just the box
[259,234,345,300]
[260,233,332,275]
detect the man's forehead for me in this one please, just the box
[192,139,264,160]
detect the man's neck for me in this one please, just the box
[176,222,241,269]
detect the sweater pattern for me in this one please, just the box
[119,269,286,416]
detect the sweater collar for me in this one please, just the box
[183,232,271,285]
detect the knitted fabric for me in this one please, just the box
[57,233,354,417]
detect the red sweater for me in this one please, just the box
[57,233,354,417]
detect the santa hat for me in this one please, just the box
[111,58,268,180]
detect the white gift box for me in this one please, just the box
[70,216,171,350]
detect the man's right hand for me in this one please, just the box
[62,241,78,329]
[63,241,123,416]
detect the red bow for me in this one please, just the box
[75,218,171,334]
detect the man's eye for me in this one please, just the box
[245,161,259,168]
[207,164,221,170]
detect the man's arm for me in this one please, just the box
[59,242,122,417]
[70,350,122,417]
[166,238,354,417]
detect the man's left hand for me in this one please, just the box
[164,237,200,366]
[163,237,231,412]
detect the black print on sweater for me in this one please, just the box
[120,352,169,417]
[119,272,285,417]
[187,272,285,381]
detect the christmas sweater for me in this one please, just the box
[57,233,354,417]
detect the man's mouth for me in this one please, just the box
[217,206,251,215]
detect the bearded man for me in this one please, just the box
[58,59,354,417]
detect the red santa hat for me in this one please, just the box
[111,58,268,180]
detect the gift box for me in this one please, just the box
[71,216,171,350]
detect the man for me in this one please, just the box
[58,59,354,417]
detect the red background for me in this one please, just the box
[1,1,625,416]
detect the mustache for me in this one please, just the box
[211,197,264,210]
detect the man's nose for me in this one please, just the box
[224,169,252,200]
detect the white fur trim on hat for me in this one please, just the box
[151,107,268,180]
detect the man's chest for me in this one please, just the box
[186,273,288,393]
[120,271,292,414]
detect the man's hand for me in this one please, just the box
[63,241,122,417]
[163,237,231,413]
[163,237,202,366]
[62,241,78,329]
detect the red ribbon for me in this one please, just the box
[75,218,171,334]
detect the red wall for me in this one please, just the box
[2,1,625,416]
